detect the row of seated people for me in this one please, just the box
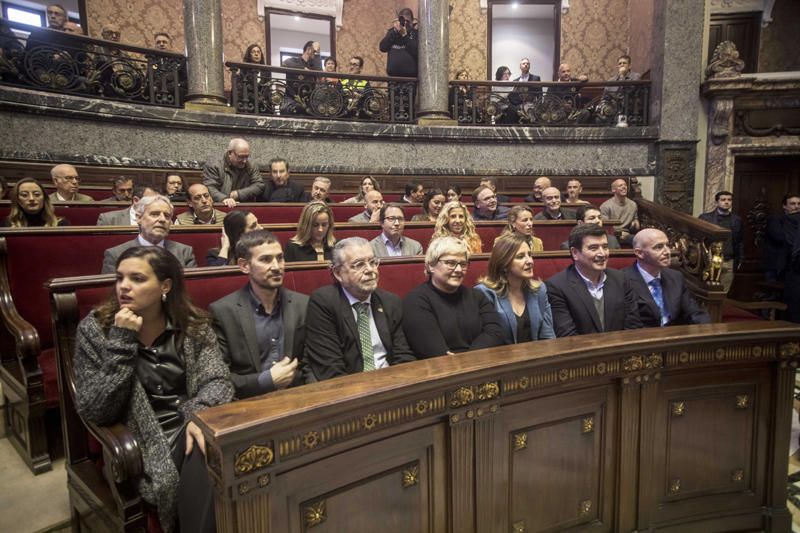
[71,221,709,531]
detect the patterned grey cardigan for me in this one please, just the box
[74,311,234,532]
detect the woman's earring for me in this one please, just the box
[161,293,167,303]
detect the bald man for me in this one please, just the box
[623,228,710,327]
[50,164,94,202]
[599,178,639,245]
[534,186,576,220]
[524,176,552,203]
[203,138,264,208]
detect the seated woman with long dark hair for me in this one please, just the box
[342,175,380,204]
[411,188,446,222]
[206,209,260,266]
[73,246,233,532]
[285,201,337,262]
[475,233,555,343]
[402,236,503,358]
[2,177,69,227]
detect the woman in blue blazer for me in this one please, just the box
[475,233,555,343]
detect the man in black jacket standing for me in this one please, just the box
[698,190,742,291]
[379,8,418,77]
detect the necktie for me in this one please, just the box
[649,278,670,326]
[354,303,375,371]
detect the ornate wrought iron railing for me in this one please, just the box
[0,20,186,107]
[449,80,650,126]
[227,62,417,123]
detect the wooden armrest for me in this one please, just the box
[88,421,143,483]
[725,298,788,312]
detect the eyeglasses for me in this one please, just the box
[60,176,80,182]
[349,62,361,67]
[385,216,405,223]
[348,258,380,272]
[439,259,469,271]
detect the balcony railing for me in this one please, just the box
[227,62,417,123]
[0,20,186,107]
[449,80,650,126]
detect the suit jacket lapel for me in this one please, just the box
[337,287,359,342]
[629,268,660,319]
[567,266,603,332]
[498,297,517,343]
[280,287,297,358]
[235,287,261,369]
[370,292,392,352]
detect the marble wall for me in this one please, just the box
[758,0,800,73]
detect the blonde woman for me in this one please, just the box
[475,232,554,343]
[342,175,380,204]
[500,205,543,251]
[431,201,482,253]
[2,177,68,227]
[285,201,336,262]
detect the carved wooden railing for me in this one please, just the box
[195,322,800,532]
[449,79,650,126]
[0,19,186,107]
[226,62,417,123]
[636,197,731,320]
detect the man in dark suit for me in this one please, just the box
[763,193,800,282]
[510,57,542,105]
[698,190,743,291]
[304,237,415,381]
[210,230,308,399]
[624,228,710,327]
[546,224,643,336]
[259,158,309,202]
[101,195,196,273]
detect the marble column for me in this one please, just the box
[649,0,705,213]
[183,0,227,107]
[417,0,454,124]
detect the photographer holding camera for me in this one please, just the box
[379,8,418,77]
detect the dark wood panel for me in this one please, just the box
[708,12,760,73]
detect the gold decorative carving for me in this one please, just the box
[305,500,326,528]
[732,468,744,482]
[303,431,320,450]
[451,414,460,424]
[449,380,500,408]
[780,342,800,358]
[503,360,621,394]
[669,478,681,495]
[702,241,724,285]
[238,482,250,496]
[257,474,269,487]
[579,499,592,515]
[415,400,428,415]
[667,344,774,366]
[234,444,274,476]
[622,353,663,372]
[672,402,686,416]
[363,414,377,430]
[467,409,475,419]
[582,416,595,433]
[450,386,475,407]
[736,395,749,409]
[558,368,570,381]
[402,465,419,488]
[512,520,527,533]
[477,381,500,401]
[513,432,528,451]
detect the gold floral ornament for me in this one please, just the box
[234,444,274,475]
[402,465,419,488]
[513,432,528,451]
[305,500,326,528]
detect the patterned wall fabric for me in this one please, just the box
[85,0,184,51]
[627,0,654,77]
[560,0,631,82]
[448,0,488,80]
[335,0,401,76]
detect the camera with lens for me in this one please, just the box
[398,15,407,28]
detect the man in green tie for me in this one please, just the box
[304,237,416,382]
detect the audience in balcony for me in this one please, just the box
[524,176,551,203]
[402,181,425,203]
[379,7,418,77]
[285,201,336,262]
[492,66,517,124]
[260,158,308,202]
[97,183,157,226]
[164,174,187,203]
[698,190,742,291]
[403,237,503,358]
[600,178,639,246]
[106,175,134,202]
[475,233,555,343]
[623,228,710,327]
[342,175,380,204]
[322,57,338,83]
[176,183,227,225]
[210,229,307,398]
[282,40,321,71]
[203,138,264,207]
[206,209,260,266]
[341,56,370,116]
[74,245,233,533]
[534,186,576,220]
[50,164,94,202]
[348,190,384,223]
[472,185,509,221]
[243,44,265,65]
[153,32,172,51]
[564,178,590,205]
[511,57,542,103]
[502,205,543,252]
[446,184,462,203]
[341,56,367,90]
[101,195,197,273]
[309,176,332,202]
[546,224,643,336]
[412,188,446,221]
[560,206,621,250]
[605,54,641,95]
[45,4,68,31]
[370,204,423,257]
[452,68,476,117]
[2,177,69,227]
[63,22,80,34]
[432,200,482,253]
[304,237,415,381]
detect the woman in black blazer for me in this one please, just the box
[285,201,337,262]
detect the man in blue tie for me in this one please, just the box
[623,228,710,327]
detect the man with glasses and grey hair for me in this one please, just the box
[304,237,415,382]
[203,138,264,208]
[50,164,94,202]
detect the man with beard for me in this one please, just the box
[534,186,576,220]
[101,195,196,273]
[546,224,642,336]
[203,138,264,207]
[304,237,415,381]
[348,190,385,223]
[623,228,709,327]
[260,158,308,202]
[210,230,308,398]
[97,183,157,225]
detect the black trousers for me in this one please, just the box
[171,426,216,533]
